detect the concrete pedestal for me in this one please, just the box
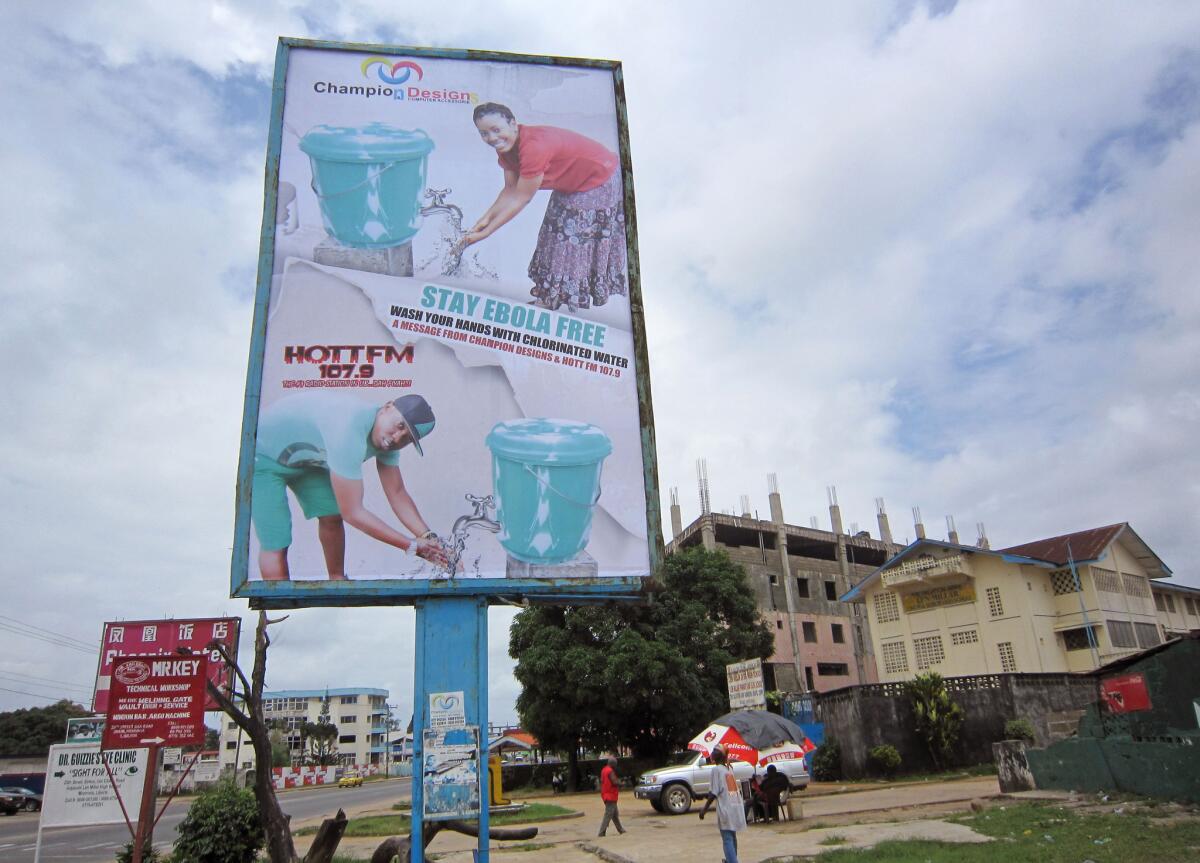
[313,236,414,277]
[505,550,598,579]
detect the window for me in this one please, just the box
[228,721,237,730]
[340,715,357,724]
[1062,627,1095,651]
[950,629,979,646]
[1050,570,1080,595]
[1123,574,1150,599]
[881,641,908,674]
[1164,594,1176,613]
[1093,567,1122,594]
[986,587,1004,618]
[831,623,845,644]
[1107,619,1137,649]
[817,662,849,676]
[795,578,810,599]
[1187,597,1198,616]
[874,592,900,624]
[775,619,783,630]
[998,642,1017,672]
[1154,593,1166,612]
[1134,622,1162,648]
[769,573,778,586]
[824,581,838,601]
[340,695,359,704]
[338,735,357,744]
[913,635,945,670]
[802,622,817,643]
[226,741,237,750]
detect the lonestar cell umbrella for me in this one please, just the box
[710,710,810,749]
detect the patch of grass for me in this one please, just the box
[817,801,1200,862]
[819,834,849,846]
[301,803,578,837]
[499,842,557,852]
[391,799,412,810]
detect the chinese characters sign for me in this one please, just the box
[92,617,239,713]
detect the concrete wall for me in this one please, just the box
[814,672,1097,778]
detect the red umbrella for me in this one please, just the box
[687,721,759,764]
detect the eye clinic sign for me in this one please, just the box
[101,655,209,749]
[41,743,149,828]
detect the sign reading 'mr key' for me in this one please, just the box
[101,655,209,749]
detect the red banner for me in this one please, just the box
[93,617,239,713]
[1100,672,1152,714]
[101,655,209,749]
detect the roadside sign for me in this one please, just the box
[102,655,208,749]
[65,715,105,743]
[162,747,183,765]
[726,658,767,710]
[94,617,239,713]
[41,743,149,828]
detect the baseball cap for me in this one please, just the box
[391,394,436,456]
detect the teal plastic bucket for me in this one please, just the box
[298,123,434,248]
[486,418,613,565]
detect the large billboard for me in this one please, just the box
[232,39,660,605]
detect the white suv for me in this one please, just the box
[634,751,809,815]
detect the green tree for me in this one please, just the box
[302,693,338,767]
[905,672,964,770]
[0,700,90,757]
[509,547,773,765]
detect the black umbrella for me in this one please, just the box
[710,710,806,749]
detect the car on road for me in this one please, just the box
[1,786,42,811]
[634,750,809,815]
[0,790,21,815]
[337,773,364,787]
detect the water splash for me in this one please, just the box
[425,493,500,578]
[417,211,499,280]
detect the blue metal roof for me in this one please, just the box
[261,688,389,698]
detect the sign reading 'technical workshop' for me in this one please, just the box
[101,654,209,749]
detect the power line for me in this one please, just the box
[0,622,97,655]
[0,615,96,650]
[0,685,83,703]
[0,671,93,694]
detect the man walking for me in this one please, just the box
[597,755,626,837]
[699,745,747,863]
[251,391,450,579]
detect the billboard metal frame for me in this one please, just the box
[231,38,662,608]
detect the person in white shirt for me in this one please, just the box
[698,745,747,863]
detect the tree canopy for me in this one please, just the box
[509,547,774,761]
[0,699,91,756]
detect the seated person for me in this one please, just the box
[759,764,791,821]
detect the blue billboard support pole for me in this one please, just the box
[412,596,490,863]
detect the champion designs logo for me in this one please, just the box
[362,57,424,85]
[313,55,477,103]
[431,693,461,711]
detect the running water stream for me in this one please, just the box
[416,206,499,280]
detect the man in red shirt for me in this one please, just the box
[598,755,627,836]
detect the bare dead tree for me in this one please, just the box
[204,611,348,863]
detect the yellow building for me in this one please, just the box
[842,523,1181,680]
[1151,580,1200,638]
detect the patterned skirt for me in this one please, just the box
[528,170,628,311]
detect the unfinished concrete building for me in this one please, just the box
[667,471,904,693]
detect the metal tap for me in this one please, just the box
[451,493,500,536]
[419,188,464,223]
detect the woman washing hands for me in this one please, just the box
[461,102,628,312]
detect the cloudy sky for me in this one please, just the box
[3,1,1199,726]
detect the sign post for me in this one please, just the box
[726,658,767,711]
[102,654,209,863]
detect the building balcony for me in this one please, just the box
[881,553,974,590]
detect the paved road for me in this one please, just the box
[0,778,412,863]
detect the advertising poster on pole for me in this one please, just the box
[422,726,481,820]
[93,617,240,713]
[41,743,149,828]
[232,39,660,605]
